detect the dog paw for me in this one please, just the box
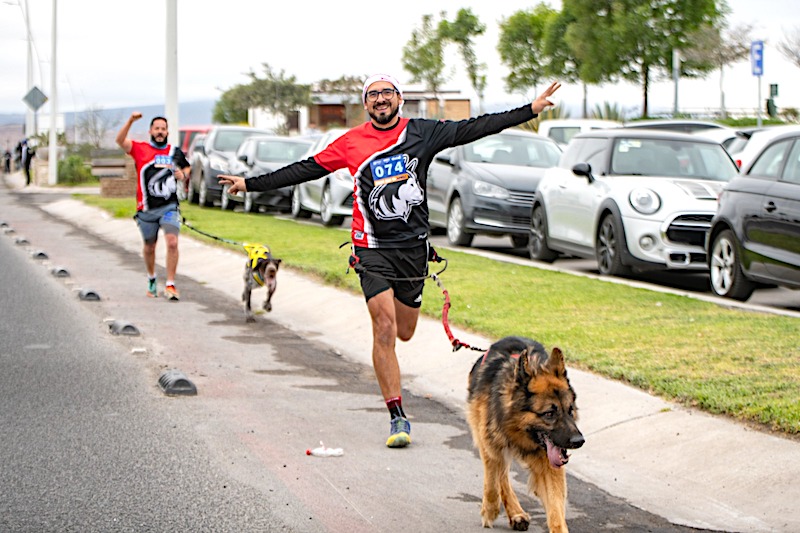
[263,303,272,312]
[245,315,256,323]
[509,514,530,531]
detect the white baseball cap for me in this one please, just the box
[362,74,403,103]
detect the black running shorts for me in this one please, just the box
[353,243,429,308]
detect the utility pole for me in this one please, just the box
[47,0,57,185]
[165,0,179,144]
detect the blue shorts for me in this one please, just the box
[134,203,181,244]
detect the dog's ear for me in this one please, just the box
[516,348,535,382]
[274,258,282,267]
[545,347,566,378]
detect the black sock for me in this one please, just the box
[386,396,405,420]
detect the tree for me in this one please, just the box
[681,20,753,118]
[402,13,448,117]
[77,105,119,149]
[439,8,488,112]
[315,75,366,126]
[213,64,313,128]
[565,0,721,118]
[778,25,800,69]
[212,84,251,124]
[497,5,558,97]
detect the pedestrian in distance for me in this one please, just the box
[3,146,11,174]
[116,112,191,301]
[219,74,561,448]
[21,139,35,186]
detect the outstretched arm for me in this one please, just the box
[219,157,330,195]
[115,112,142,154]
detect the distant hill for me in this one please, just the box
[0,100,215,148]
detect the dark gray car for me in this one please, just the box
[427,129,561,247]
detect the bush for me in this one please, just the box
[58,155,96,185]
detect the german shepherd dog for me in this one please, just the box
[467,336,584,532]
[242,244,281,323]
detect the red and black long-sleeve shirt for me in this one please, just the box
[245,105,535,249]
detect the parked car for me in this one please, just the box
[726,125,800,171]
[537,118,621,147]
[187,125,273,207]
[221,135,313,213]
[623,119,730,134]
[291,128,354,226]
[706,128,800,300]
[178,125,212,154]
[528,129,739,276]
[428,129,562,247]
[177,133,206,201]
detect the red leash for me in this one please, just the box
[430,273,485,353]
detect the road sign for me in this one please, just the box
[770,84,778,97]
[751,40,764,76]
[23,86,48,112]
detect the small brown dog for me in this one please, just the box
[242,244,281,323]
[467,336,584,532]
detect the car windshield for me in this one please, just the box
[463,134,561,168]
[610,138,738,181]
[213,130,256,152]
[256,140,311,163]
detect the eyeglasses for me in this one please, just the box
[365,88,398,102]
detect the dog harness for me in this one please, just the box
[244,243,272,287]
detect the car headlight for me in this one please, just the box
[629,188,661,214]
[472,180,510,199]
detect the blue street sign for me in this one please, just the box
[751,40,764,76]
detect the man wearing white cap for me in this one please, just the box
[220,74,560,448]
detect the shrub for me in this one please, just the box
[58,155,96,185]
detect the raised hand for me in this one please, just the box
[532,81,561,114]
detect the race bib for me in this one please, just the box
[154,154,174,168]
[370,154,408,186]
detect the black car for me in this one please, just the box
[221,135,312,213]
[427,129,562,247]
[707,128,800,300]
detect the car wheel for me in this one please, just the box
[243,192,255,213]
[596,214,631,276]
[320,183,345,226]
[528,205,558,262]
[709,229,756,301]
[198,177,213,207]
[291,186,312,219]
[221,185,235,211]
[447,197,474,247]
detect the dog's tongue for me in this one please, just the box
[544,436,568,468]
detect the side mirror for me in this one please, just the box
[238,153,248,162]
[572,162,595,183]
[435,153,455,167]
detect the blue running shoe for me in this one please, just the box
[147,278,158,298]
[386,416,411,448]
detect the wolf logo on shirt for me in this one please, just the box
[368,155,423,221]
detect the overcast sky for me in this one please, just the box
[1,0,798,119]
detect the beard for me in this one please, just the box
[150,134,168,147]
[368,104,399,126]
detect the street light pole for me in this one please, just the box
[165,0,179,145]
[47,0,57,185]
[22,0,34,137]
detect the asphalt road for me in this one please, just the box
[0,187,719,532]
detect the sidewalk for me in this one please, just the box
[5,171,799,532]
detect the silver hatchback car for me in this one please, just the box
[291,128,354,226]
